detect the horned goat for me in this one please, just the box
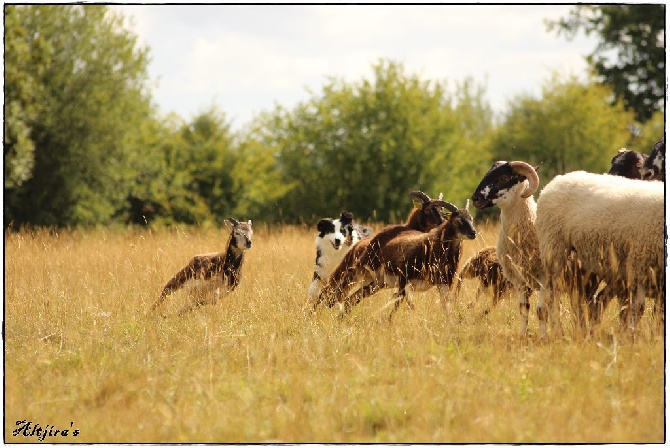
[455,246,513,315]
[315,191,448,312]
[641,139,665,181]
[330,200,476,321]
[149,218,253,316]
[471,161,544,336]
[307,211,373,302]
[535,171,665,338]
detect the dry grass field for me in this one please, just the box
[4,222,665,443]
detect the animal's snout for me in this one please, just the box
[471,195,486,209]
[333,238,343,249]
[245,238,252,248]
[467,229,477,240]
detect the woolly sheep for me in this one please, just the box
[535,171,665,338]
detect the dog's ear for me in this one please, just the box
[317,218,333,234]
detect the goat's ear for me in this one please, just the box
[224,218,238,232]
[534,162,544,172]
[247,220,252,228]
[465,199,470,211]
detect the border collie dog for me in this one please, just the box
[308,211,373,301]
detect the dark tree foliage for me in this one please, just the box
[548,4,665,122]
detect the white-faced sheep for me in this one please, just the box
[641,139,665,181]
[608,148,648,179]
[455,246,513,315]
[471,161,544,336]
[315,191,449,312]
[307,211,373,302]
[325,200,477,321]
[535,171,665,338]
[149,218,253,316]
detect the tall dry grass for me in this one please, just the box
[4,223,664,443]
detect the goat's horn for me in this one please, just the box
[509,161,539,199]
[432,200,459,214]
[409,191,431,204]
[226,217,240,226]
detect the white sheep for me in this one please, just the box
[535,171,665,338]
[471,161,544,337]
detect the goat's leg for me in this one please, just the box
[388,278,408,323]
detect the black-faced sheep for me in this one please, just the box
[150,218,253,316]
[641,139,665,181]
[455,246,513,315]
[535,171,665,338]
[608,148,648,179]
[471,161,543,336]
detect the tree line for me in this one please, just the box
[4,5,665,228]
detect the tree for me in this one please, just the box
[489,73,636,189]
[4,5,153,227]
[547,4,665,122]
[251,60,494,223]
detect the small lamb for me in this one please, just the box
[149,218,253,316]
[455,246,513,315]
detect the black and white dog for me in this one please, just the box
[307,211,373,302]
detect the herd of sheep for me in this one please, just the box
[149,139,665,340]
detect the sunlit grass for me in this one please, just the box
[4,224,664,443]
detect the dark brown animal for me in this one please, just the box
[456,246,513,315]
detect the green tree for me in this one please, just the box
[489,74,635,188]
[252,60,493,223]
[4,5,152,227]
[547,4,665,122]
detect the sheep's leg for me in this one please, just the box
[620,285,646,336]
[517,285,531,337]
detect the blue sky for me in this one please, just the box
[112,4,599,130]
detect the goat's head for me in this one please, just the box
[439,199,477,240]
[641,139,665,181]
[608,148,648,179]
[407,190,448,231]
[225,217,253,249]
[471,161,540,210]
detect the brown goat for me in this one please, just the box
[149,218,253,316]
[455,246,513,315]
[314,191,448,312]
[327,200,477,321]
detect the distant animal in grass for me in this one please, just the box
[149,217,253,316]
[455,246,513,315]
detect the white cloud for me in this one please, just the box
[109,4,599,127]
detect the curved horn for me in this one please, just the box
[431,200,459,214]
[226,217,240,227]
[409,191,431,204]
[509,161,539,198]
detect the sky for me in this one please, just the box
[112,4,599,130]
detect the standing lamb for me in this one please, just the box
[307,211,373,302]
[641,139,665,181]
[535,171,665,338]
[471,161,548,337]
[327,200,477,321]
[149,218,253,316]
[315,191,448,312]
[455,246,513,315]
